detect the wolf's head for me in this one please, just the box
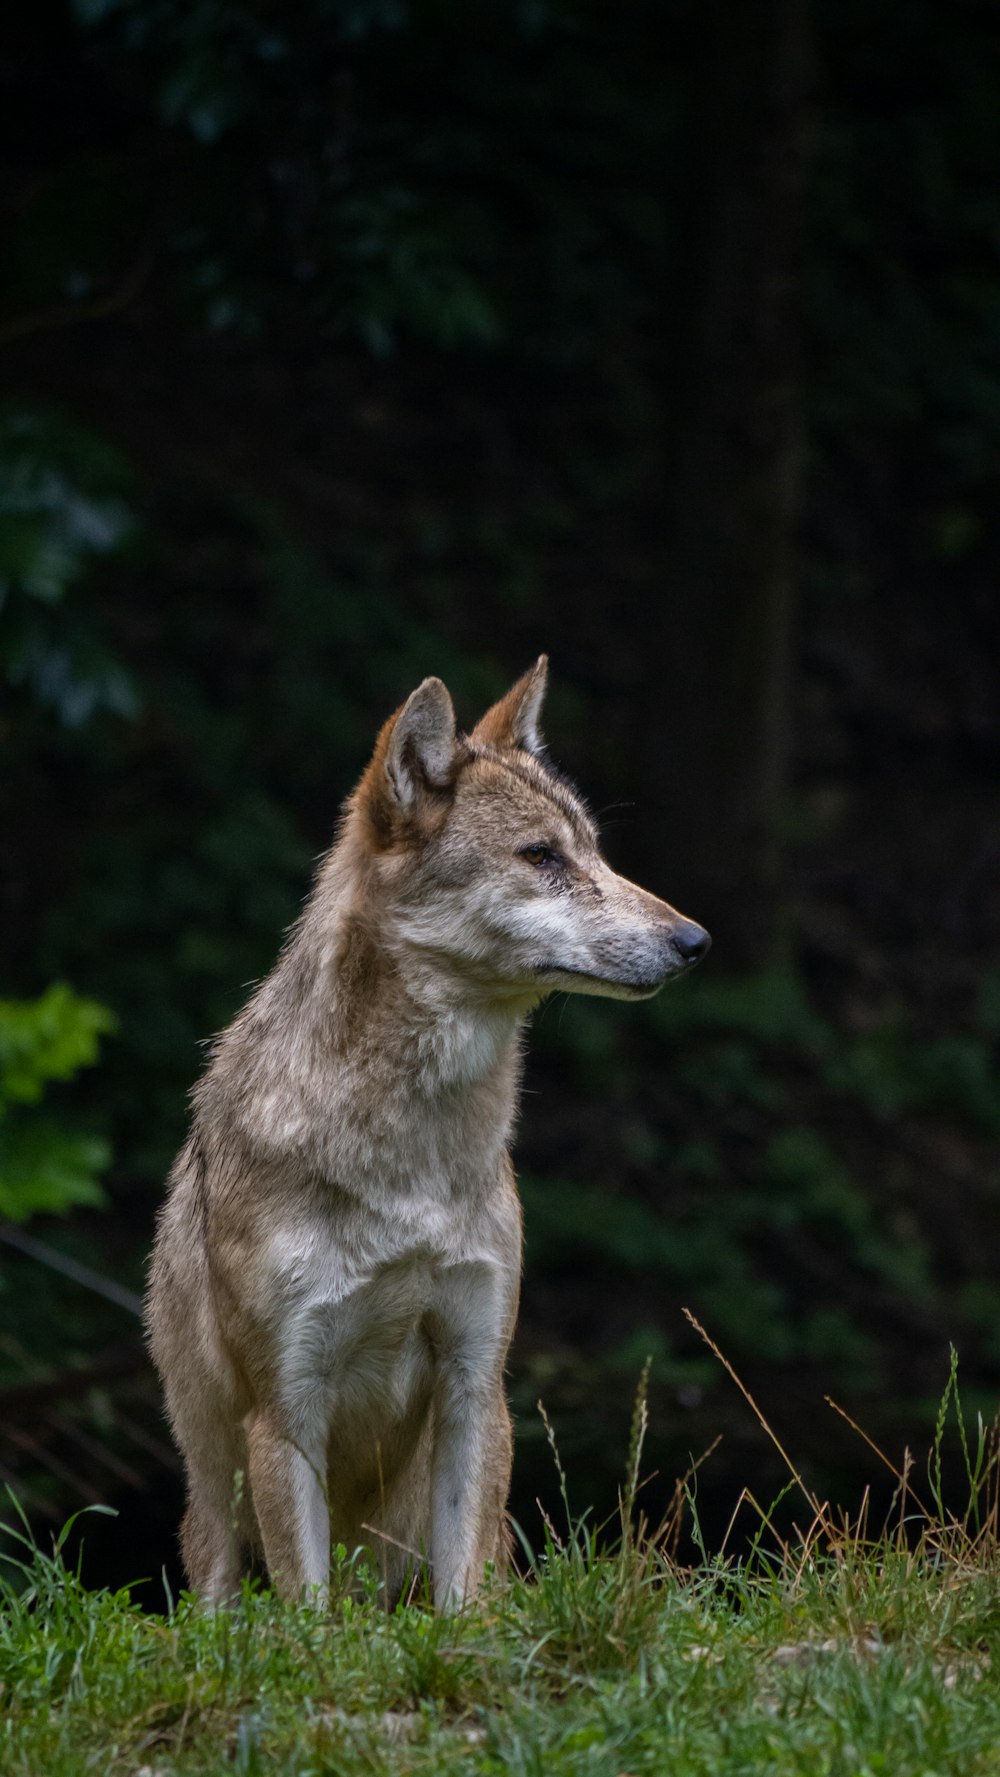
[347,658,709,1003]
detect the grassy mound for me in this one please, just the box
[3,1356,999,1775]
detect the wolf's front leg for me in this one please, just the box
[247,1415,329,1602]
[429,1261,517,1609]
[431,1375,496,1608]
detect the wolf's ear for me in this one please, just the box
[383,677,458,811]
[471,654,549,755]
[357,678,459,842]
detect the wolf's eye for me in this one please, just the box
[520,843,560,868]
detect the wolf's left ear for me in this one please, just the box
[471,655,549,756]
[383,676,458,810]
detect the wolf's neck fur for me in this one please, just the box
[202,844,530,1197]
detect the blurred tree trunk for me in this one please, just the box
[640,0,811,967]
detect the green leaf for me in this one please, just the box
[0,1123,110,1221]
[0,986,117,1111]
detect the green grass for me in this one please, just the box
[4,1360,1000,1775]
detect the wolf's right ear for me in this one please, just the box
[384,677,457,809]
[357,677,459,841]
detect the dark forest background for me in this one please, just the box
[2,0,999,1593]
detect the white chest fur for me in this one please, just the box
[262,1183,520,1470]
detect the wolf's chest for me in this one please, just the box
[263,1216,515,1445]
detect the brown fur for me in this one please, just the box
[147,658,709,1607]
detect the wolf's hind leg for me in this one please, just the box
[172,1400,251,1605]
[248,1416,330,1602]
[181,1474,247,1606]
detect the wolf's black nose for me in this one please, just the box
[671,921,712,965]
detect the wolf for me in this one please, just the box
[147,657,710,1609]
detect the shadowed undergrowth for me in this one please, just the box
[3,1344,1000,1776]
